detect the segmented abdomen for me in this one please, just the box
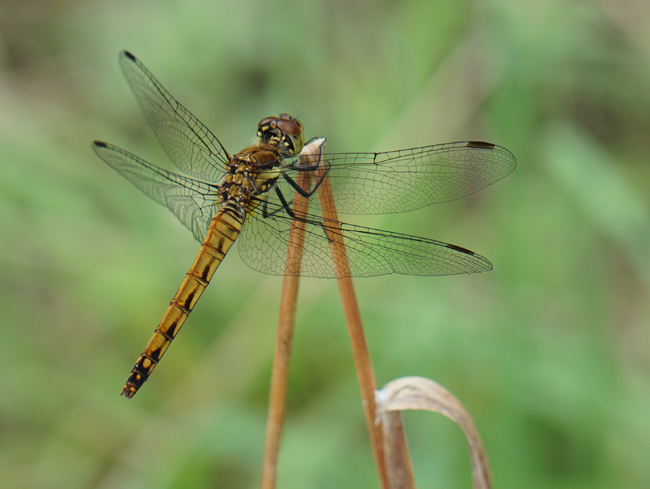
[121,202,245,398]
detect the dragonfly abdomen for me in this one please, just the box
[121,202,246,398]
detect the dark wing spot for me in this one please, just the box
[466,141,495,149]
[92,141,107,148]
[446,243,475,255]
[123,50,136,61]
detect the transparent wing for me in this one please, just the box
[118,50,230,182]
[276,141,516,215]
[92,141,220,242]
[238,199,492,278]
[92,140,495,278]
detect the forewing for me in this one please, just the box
[119,50,229,182]
[238,200,492,278]
[92,141,220,241]
[278,141,516,215]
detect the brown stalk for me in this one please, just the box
[315,165,390,489]
[260,140,318,489]
[381,411,416,489]
[261,138,391,489]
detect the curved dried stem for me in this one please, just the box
[376,376,492,489]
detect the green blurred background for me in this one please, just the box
[1,0,650,488]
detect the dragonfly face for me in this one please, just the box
[257,114,305,156]
[92,51,516,398]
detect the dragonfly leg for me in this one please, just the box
[308,159,331,194]
[281,173,311,198]
[280,160,329,199]
[261,187,295,219]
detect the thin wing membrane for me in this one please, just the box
[238,200,492,278]
[118,50,229,181]
[92,141,220,241]
[277,141,516,215]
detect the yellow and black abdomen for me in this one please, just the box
[121,201,245,398]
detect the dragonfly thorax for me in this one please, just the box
[218,146,284,208]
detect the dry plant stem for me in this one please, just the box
[382,412,416,489]
[260,148,316,489]
[377,376,492,489]
[316,171,390,489]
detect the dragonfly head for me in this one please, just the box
[257,114,304,156]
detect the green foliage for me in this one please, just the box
[1,0,649,488]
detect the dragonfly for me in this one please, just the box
[92,51,516,398]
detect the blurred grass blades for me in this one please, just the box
[540,120,650,285]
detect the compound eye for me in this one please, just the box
[258,116,278,129]
[277,119,302,136]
